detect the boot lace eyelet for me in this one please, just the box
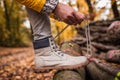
[61,54,64,56]
[51,43,54,45]
[54,50,57,52]
[57,52,64,56]
[53,47,55,49]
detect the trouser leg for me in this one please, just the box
[26,7,52,41]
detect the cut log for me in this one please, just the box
[106,50,120,63]
[53,70,85,80]
[86,57,120,80]
[93,60,120,76]
[91,42,118,52]
[107,21,120,44]
[61,41,82,56]
[86,62,115,80]
[53,42,86,80]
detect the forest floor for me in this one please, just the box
[0,47,56,80]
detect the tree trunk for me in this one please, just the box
[85,0,93,13]
[3,0,11,31]
[85,0,95,20]
[111,0,120,18]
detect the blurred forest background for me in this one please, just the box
[0,0,120,47]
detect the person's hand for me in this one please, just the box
[54,3,85,25]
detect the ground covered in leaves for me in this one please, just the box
[0,47,56,80]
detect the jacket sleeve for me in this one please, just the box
[41,0,58,14]
[16,0,46,12]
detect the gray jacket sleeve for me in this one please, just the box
[41,0,59,14]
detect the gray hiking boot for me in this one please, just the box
[34,36,88,72]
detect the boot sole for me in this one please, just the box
[34,61,89,73]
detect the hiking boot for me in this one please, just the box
[34,36,88,72]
